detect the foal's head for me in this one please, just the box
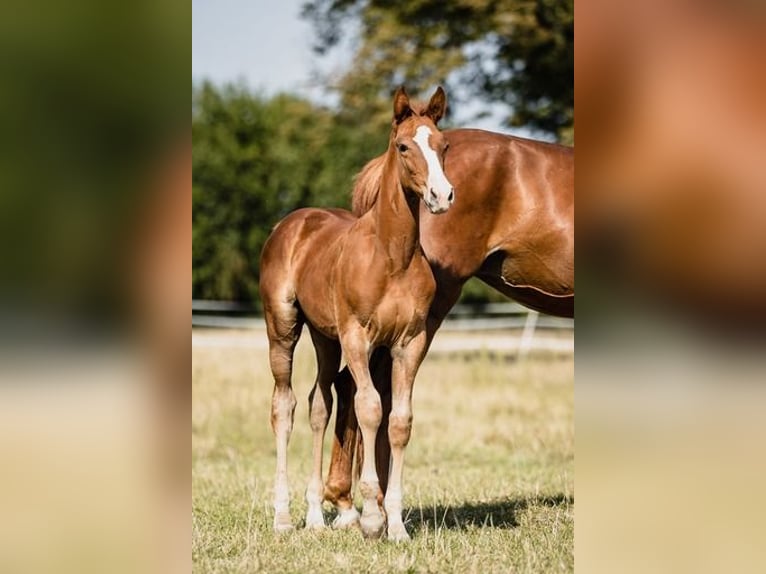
[390,86,454,214]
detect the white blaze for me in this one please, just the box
[413,125,453,208]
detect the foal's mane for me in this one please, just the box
[351,153,386,216]
[351,103,432,217]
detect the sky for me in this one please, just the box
[192,0,508,132]
[193,0,341,101]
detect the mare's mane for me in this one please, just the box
[351,102,432,217]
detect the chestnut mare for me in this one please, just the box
[260,87,453,541]
[322,128,574,525]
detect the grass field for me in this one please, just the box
[192,330,573,573]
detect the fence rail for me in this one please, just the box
[192,299,573,355]
[191,300,573,330]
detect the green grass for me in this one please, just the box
[192,332,573,573]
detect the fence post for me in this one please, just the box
[518,310,539,357]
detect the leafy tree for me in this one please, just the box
[192,82,387,307]
[302,0,573,143]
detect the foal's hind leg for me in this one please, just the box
[304,326,341,529]
[264,298,303,533]
[324,368,361,528]
[372,351,393,498]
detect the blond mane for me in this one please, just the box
[351,153,386,216]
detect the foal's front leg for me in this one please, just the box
[341,331,386,539]
[385,331,428,542]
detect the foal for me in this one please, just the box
[259,87,454,541]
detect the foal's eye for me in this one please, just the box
[398,143,408,153]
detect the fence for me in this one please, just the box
[192,300,573,355]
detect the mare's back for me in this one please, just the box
[444,129,572,201]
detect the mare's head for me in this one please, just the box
[390,86,454,214]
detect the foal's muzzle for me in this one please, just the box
[425,186,454,214]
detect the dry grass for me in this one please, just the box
[192,330,573,573]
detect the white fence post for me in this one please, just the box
[518,310,539,358]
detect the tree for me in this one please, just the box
[192,82,387,307]
[302,0,573,143]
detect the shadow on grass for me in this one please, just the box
[404,493,573,533]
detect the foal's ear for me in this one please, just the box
[425,86,447,125]
[393,86,413,124]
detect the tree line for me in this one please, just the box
[192,83,389,308]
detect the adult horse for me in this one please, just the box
[260,87,453,541]
[323,128,574,523]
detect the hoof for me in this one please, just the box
[273,522,294,534]
[305,522,326,530]
[305,509,326,530]
[273,512,294,534]
[332,507,360,530]
[387,522,411,543]
[360,511,386,540]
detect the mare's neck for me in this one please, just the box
[373,145,422,272]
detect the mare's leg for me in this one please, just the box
[265,298,303,533]
[324,367,361,528]
[340,329,386,539]
[385,331,429,542]
[304,326,341,529]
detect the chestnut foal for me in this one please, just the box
[259,87,453,541]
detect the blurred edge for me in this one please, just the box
[4,0,766,572]
[577,1,766,573]
[0,2,189,574]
